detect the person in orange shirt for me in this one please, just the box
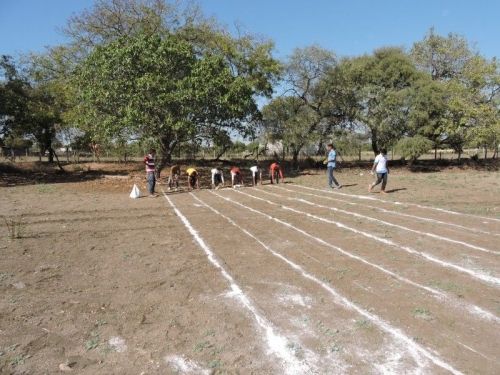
[269,162,284,184]
[230,166,243,187]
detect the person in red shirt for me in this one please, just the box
[269,162,284,184]
[230,166,243,187]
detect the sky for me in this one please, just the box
[0,0,499,59]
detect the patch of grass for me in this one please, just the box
[329,343,342,353]
[85,331,100,351]
[36,184,56,193]
[335,268,351,280]
[2,216,26,239]
[286,342,303,359]
[203,329,215,337]
[413,307,432,320]
[428,280,465,297]
[10,354,29,367]
[208,359,221,369]
[355,319,371,329]
[94,319,107,327]
[193,340,212,353]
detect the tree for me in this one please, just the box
[1,56,65,168]
[411,30,500,161]
[262,96,320,167]
[411,28,474,81]
[395,135,433,164]
[347,48,422,154]
[0,56,29,139]
[73,32,272,172]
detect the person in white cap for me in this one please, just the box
[211,167,225,189]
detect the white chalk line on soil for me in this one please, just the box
[236,189,500,288]
[302,185,500,224]
[270,186,499,256]
[164,355,209,374]
[210,191,499,325]
[161,191,313,375]
[208,191,464,374]
[285,185,500,237]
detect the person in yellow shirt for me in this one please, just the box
[186,167,200,190]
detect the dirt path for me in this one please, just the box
[1,167,499,374]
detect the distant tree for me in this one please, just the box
[395,135,433,164]
[347,48,422,154]
[262,96,320,167]
[73,32,276,171]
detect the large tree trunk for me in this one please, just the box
[48,149,54,163]
[213,145,229,161]
[157,135,176,177]
[292,149,300,170]
[49,147,65,172]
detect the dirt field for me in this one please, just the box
[1,163,499,374]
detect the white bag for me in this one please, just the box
[129,184,141,199]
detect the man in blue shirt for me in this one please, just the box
[326,144,342,189]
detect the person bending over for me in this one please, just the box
[186,167,200,191]
[230,166,243,187]
[167,164,180,191]
[269,162,284,184]
[211,167,225,189]
[250,165,262,186]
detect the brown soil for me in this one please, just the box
[1,163,499,374]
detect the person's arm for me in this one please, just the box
[279,168,284,180]
[371,158,378,174]
[211,171,215,187]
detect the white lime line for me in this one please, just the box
[298,185,500,224]
[269,186,499,255]
[161,191,313,374]
[210,191,499,324]
[234,189,500,288]
[208,191,464,374]
[285,185,500,237]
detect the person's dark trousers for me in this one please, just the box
[373,172,388,190]
[147,172,156,194]
[327,166,340,187]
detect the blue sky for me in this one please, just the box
[0,0,498,59]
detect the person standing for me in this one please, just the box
[326,144,342,189]
[369,148,389,194]
[144,149,158,197]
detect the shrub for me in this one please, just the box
[395,136,433,163]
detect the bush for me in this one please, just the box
[395,136,433,163]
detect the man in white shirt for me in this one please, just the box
[250,165,262,186]
[211,167,224,189]
[369,148,389,193]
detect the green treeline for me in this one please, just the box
[1,1,498,170]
